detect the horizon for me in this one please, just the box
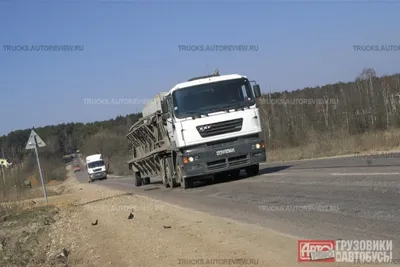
[1,1,399,135]
[1,70,397,137]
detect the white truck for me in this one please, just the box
[126,73,266,189]
[85,154,107,182]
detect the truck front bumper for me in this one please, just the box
[90,171,107,180]
[180,136,266,178]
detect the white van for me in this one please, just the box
[85,154,107,183]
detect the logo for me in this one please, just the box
[298,240,335,262]
[216,148,235,156]
[198,125,211,132]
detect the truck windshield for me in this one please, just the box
[172,78,255,119]
[88,160,105,169]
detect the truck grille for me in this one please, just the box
[93,168,102,172]
[197,118,243,138]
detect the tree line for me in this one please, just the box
[258,68,400,149]
[1,68,399,166]
[0,113,142,164]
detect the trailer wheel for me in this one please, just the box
[143,177,151,185]
[166,165,179,188]
[245,164,260,177]
[161,159,170,188]
[134,172,142,187]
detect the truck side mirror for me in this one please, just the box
[253,84,261,98]
[161,99,168,114]
[161,113,169,120]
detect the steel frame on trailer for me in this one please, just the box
[126,111,171,177]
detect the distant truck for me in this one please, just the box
[85,154,107,183]
[126,73,267,189]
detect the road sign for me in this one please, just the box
[25,128,48,203]
[25,130,46,150]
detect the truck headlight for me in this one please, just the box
[183,156,196,164]
[252,142,265,149]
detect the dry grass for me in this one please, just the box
[268,128,400,162]
[0,204,59,267]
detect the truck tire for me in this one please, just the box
[177,165,192,189]
[162,175,170,188]
[143,177,151,185]
[134,172,142,187]
[166,158,179,188]
[245,164,260,177]
[161,159,170,188]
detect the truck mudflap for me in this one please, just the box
[179,136,266,178]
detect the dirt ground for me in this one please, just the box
[2,165,396,267]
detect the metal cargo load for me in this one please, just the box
[142,92,168,118]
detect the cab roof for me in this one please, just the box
[169,74,247,94]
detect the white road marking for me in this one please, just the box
[330,172,400,176]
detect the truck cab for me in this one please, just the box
[86,154,107,183]
[161,73,266,187]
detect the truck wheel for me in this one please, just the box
[177,166,192,189]
[144,177,151,185]
[166,160,179,188]
[245,164,260,177]
[162,175,170,188]
[161,159,170,188]
[134,172,142,187]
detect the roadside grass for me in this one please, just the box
[0,203,59,267]
[268,128,400,162]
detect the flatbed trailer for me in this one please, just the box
[126,111,172,186]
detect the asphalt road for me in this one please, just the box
[76,154,400,257]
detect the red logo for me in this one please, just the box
[298,240,335,262]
